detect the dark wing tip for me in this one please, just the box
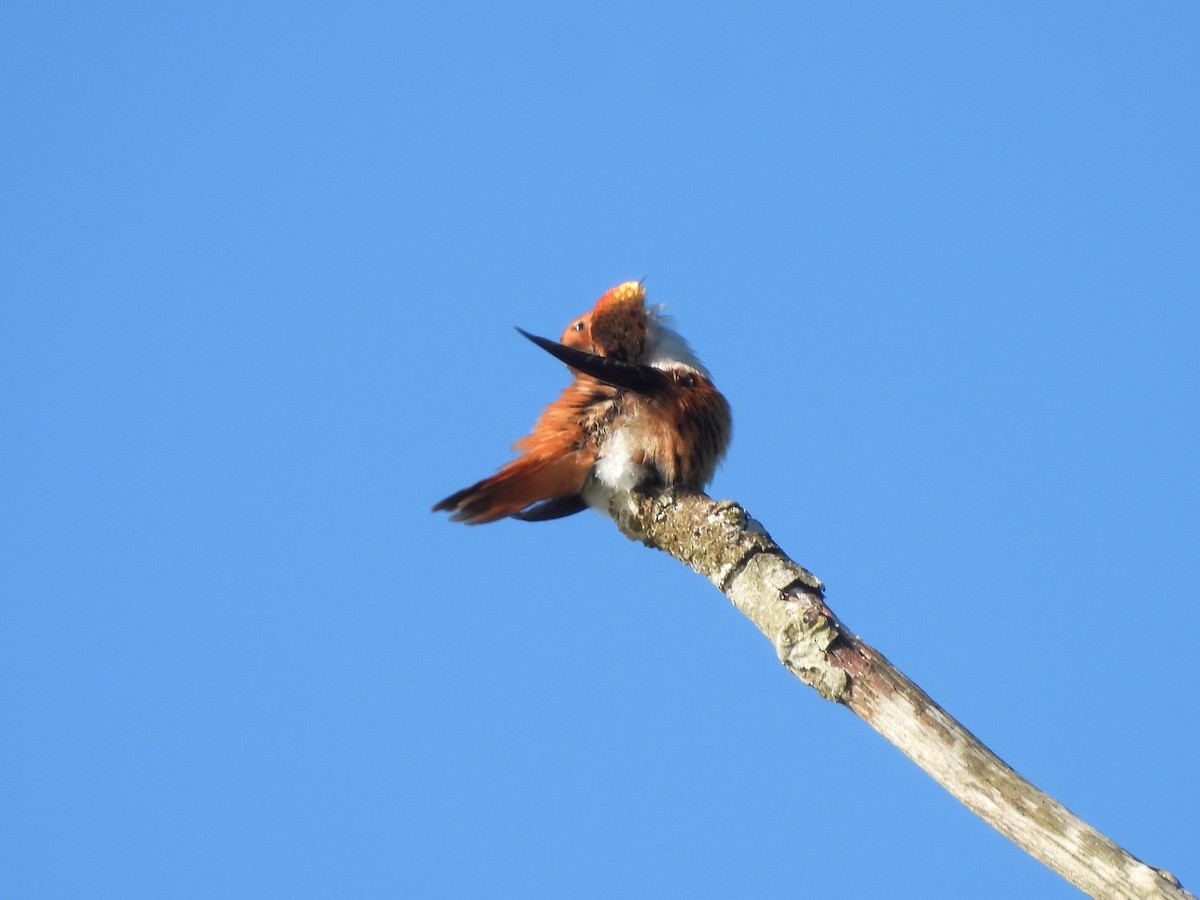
[511,494,588,522]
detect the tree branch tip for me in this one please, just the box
[601,484,1193,898]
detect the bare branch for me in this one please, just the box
[612,488,1192,900]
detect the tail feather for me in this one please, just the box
[433,451,592,525]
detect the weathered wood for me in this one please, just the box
[612,488,1191,900]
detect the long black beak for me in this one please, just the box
[516,328,667,395]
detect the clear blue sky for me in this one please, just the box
[3,3,1197,897]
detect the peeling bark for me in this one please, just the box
[611,488,1191,900]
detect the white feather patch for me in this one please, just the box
[645,306,709,376]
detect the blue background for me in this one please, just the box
[4,3,1197,897]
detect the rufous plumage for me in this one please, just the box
[433,281,731,525]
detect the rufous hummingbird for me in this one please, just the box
[433,281,731,525]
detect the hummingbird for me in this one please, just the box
[432,281,731,525]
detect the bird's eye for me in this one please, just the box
[573,321,585,332]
